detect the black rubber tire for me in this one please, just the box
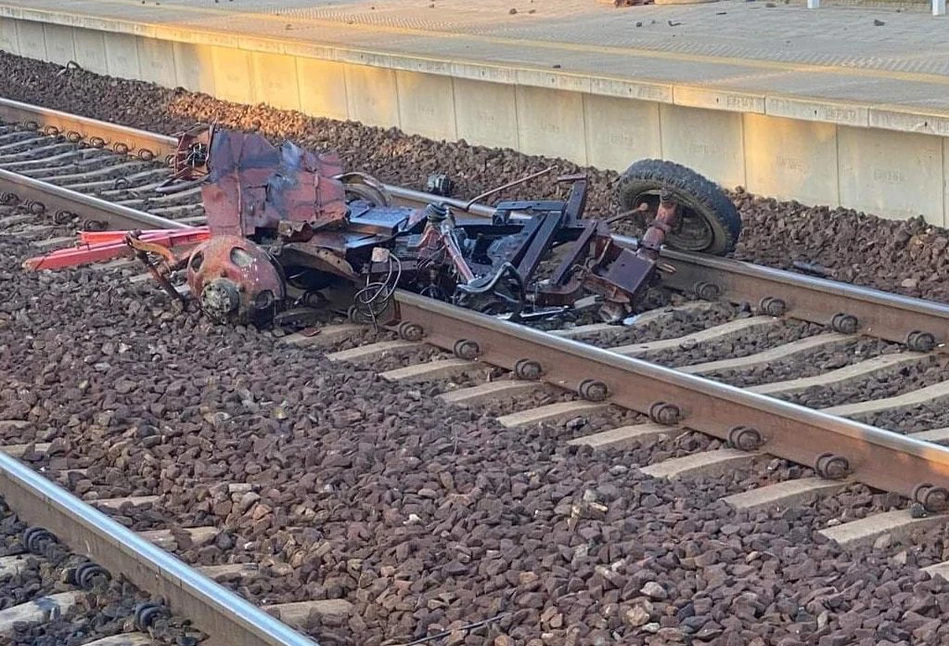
[616,159,741,256]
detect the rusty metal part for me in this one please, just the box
[578,379,610,402]
[397,321,425,342]
[186,236,286,325]
[514,359,543,380]
[568,189,680,315]
[649,401,682,425]
[201,129,347,238]
[335,172,392,207]
[728,425,764,451]
[604,206,648,226]
[126,232,189,305]
[434,223,476,284]
[276,243,358,281]
[815,452,851,480]
[546,220,601,291]
[389,290,949,498]
[165,124,213,183]
[453,339,481,360]
[126,231,183,268]
[913,482,949,513]
[759,296,787,317]
[831,312,860,334]
[462,166,554,211]
[637,190,679,256]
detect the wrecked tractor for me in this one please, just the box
[25,125,742,327]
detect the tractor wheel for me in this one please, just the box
[615,159,741,256]
[336,172,392,207]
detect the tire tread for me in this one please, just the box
[616,159,741,255]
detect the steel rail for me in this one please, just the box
[0,168,189,231]
[0,97,179,158]
[3,98,946,349]
[392,289,949,500]
[0,450,319,646]
[658,249,949,352]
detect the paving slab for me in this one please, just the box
[3,0,949,123]
[6,0,949,222]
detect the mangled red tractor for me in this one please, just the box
[26,125,741,327]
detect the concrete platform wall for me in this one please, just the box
[1,16,946,226]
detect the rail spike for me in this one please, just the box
[397,321,425,342]
[728,425,764,451]
[515,359,543,380]
[831,313,859,334]
[906,330,936,353]
[453,339,481,360]
[759,296,787,317]
[649,401,681,425]
[23,526,55,554]
[815,452,850,480]
[70,561,112,589]
[912,482,949,514]
[134,601,170,631]
[694,281,721,301]
[578,378,609,402]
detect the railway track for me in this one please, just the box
[0,98,942,352]
[3,98,949,644]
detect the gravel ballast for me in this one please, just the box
[2,202,949,645]
[4,51,949,646]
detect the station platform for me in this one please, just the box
[0,0,948,225]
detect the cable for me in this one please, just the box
[352,253,403,329]
[454,262,526,319]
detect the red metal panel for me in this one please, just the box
[201,130,347,238]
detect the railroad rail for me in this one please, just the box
[0,450,318,646]
[4,98,949,642]
[385,290,949,498]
